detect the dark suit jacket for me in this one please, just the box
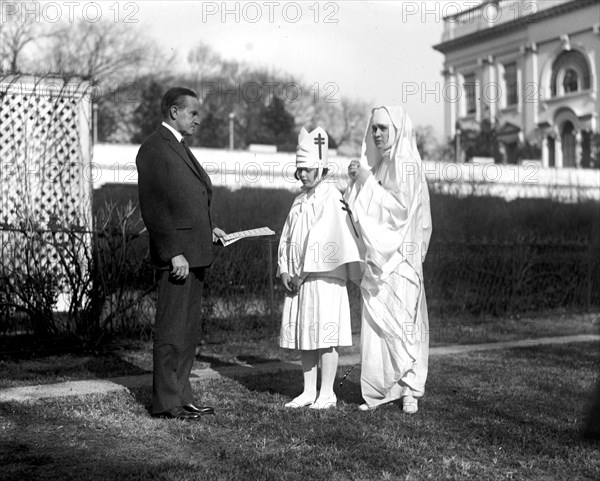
[136,125,214,269]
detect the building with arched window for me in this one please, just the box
[434,0,600,168]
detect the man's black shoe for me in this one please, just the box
[183,404,215,415]
[153,407,200,420]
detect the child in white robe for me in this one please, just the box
[278,127,363,410]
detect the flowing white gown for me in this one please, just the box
[345,106,432,407]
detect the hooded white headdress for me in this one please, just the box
[346,105,432,275]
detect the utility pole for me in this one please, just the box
[228,112,235,150]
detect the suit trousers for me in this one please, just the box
[152,267,205,414]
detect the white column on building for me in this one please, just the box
[476,57,484,123]
[519,42,539,134]
[476,55,495,123]
[485,56,498,122]
[529,43,539,126]
[542,135,549,167]
[445,16,455,41]
[555,127,563,168]
[443,66,457,139]
[575,130,582,168]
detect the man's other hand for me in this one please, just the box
[170,254,189,280]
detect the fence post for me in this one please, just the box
[585,242,593,308]
[267,239,275,315]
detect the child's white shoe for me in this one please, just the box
[358,403,376,411]
[309,394,337,410]
[284,394,316,408]
[402,395,418,414]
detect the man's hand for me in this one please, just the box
[281,273,293,292]
[170,254,189,280]
[213,227,227,239]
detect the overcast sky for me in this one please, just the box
[24,1,473,137]
[125,1,471,138]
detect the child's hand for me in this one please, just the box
[290,276,303,293]
[281,273,293,292]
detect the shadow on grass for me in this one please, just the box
[1,342,599,481]
[0,346,151,390]
[196,354,239,368]
[214,361,366,408]
[424,343,600,457]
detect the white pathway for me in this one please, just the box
[1,334,599,403]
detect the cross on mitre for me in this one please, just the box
[296,126,328,169]
[314,133,325,159]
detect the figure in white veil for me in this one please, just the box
[346,106,432,413]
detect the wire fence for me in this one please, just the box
[424,241,600,316]
[1,226,599,345]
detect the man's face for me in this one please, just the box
[174,96,201,136]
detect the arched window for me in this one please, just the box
[563,69,579,93]
[550,50,590,97]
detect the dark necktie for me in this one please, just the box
[180,139,210,187]
[181,139,201,172]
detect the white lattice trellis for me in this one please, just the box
[0,75,93,316]
[0,74,92,227]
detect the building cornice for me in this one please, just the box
[433,0,600,54]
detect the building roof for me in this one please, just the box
[433,0,599,54]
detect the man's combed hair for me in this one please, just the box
[161,87,198,118]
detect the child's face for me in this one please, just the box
[297,168,318,188]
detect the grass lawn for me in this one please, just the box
[1,341,599,481]
[1,309,598,388]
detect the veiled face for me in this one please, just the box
[371,108,393,151]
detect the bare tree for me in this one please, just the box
[29,19,175,143]
[415,124,441,160]
[44,20,148,83]
[187,41,224,84]
[1,8,170,84]
[337,98,370,154]
[0,1,58,72]
[306,97,369,156]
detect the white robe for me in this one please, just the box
[345,106,432,406]
[278,180,363,350]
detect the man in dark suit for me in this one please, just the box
[136,87,225,420]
